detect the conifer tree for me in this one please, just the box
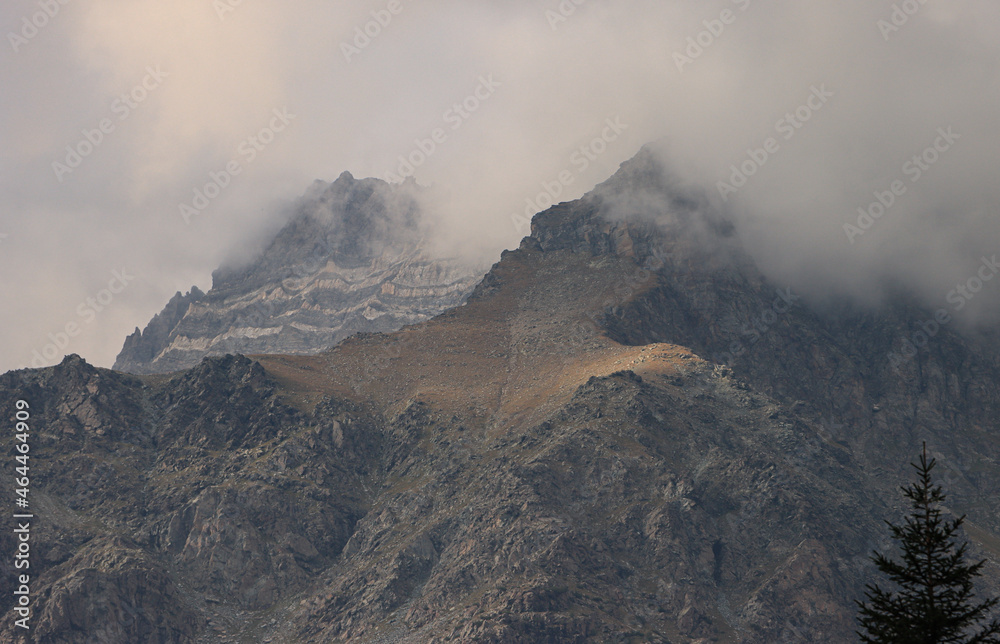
[856,443,1000,643]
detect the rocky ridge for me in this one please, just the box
[114,173,486,375]
[1,146,998,642]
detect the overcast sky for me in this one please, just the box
[1,1,998,373]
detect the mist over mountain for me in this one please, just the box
[3,147,999,642]
[2,2,1000,642]
[4,2,1000,373]
[115,172,487,374]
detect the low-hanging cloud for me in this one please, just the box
[1,0,998,372]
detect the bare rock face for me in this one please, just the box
[32,536,201,644]
[114,172,486,375]
[3,149,999,642]
[0,353,378,643]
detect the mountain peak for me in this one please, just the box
[9,142,1000,644]
[527,144,736,272]
[114,175,486,374]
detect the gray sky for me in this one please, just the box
[1,1,998,373]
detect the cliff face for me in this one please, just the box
[565,149,1000,534]
[3,148,999,643]
[114,172,486,375]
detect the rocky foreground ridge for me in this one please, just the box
[114,173,486,375]
[1,147,998,642]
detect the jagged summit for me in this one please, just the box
[5,144,999,642]
[526,144,738,272]
[114,172,486,374]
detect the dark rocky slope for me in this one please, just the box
[1,147,998,642]
[552,148,1000,538]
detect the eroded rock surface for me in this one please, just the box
[114,173,485,375]
[3,148,998,642]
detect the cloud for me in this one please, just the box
[644,1,1000,324]
[0,0,997,372]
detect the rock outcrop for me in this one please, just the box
[114,172,486,375]
[3,147,998,642]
